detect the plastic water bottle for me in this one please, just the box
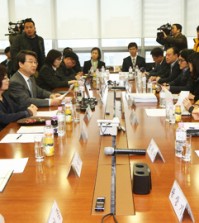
[175,122,186,158]
[147,79,152,93]
[142,75,146,93]
[57,106,65,136]
[64,97,73,123]
[159,89,166,108]
[43,120,54,156]
[129,66,133,75]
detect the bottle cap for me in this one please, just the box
[58,106,62,111]
[178,122,184,127]
[46,120,51,126]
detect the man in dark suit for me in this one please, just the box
[148,47,170,79]
[9,50,63,109]
[122,42,146,72]
[157,47,180,84]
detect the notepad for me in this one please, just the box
[0,134,43,143]
[0,169,13,192]
[17,126,44,134]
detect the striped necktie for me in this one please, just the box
[27,78,33,97]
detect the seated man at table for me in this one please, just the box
[162,49,194,93]
[9,50,63,109]
[147,47,170,79]
[0,64,37,131]
[156,47,180,84]
[122,42,146,72]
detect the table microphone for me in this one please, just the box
[104,147,146,156]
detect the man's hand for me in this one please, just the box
[50,93,61,99]
[27,104,38,116]
[50,98,62,106]
[192,107,199,120]
[183,97,192,111]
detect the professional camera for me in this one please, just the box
[157,23,172,39]
[5,20,25,36]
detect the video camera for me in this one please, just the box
[5,20,25,36]
[157,23,172,39]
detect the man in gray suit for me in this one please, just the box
[9,50,63,109]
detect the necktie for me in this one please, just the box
[132,58,136,69]
[27,78,33,97]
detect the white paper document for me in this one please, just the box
[0,168,13,192]
[0,133,43,143]
[0,158,28,173]
[176,91,190,115]
[17,126,44,134]
[145,109,166,117]
[129,93,157,103]
[36,110,57,117]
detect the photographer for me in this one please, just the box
[156,23,187,52]
[10,18,45,75]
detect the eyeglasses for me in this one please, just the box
[178,59,186,63]
[25,60,38,65]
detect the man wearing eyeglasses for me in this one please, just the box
[162,49,194,93]
[9,50,63,109]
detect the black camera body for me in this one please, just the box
[157,23,172,39]
[6,20,25,36]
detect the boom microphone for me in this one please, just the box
[104,147,146,156]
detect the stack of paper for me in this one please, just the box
[129,93,157,103]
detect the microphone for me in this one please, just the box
[104,147,146,156]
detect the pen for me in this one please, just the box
[16,134,22,140]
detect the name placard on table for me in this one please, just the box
[147,138,165,163]
[169,180,195,222]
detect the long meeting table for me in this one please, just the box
[0,75,199,222]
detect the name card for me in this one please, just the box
[67,152,83,178]
[147,138,165,162]
[169,180,195,222]
[47,201,63,223]
[79,120,88,142]
[86,106,93,120]
[129,110,139,125]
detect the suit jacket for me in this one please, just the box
[37,63,69,91]
[156,33,187,51]
[169,68,193,94]
[0,91,30,131]
[83,60,106,74]
[9,71,51,109]
[122,55,146,72]
[158,61,180,84]
[57,62,77,81]
[10,32,45,72]
[148,57,170,78]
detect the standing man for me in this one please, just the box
[9,50,62,109]
[122,42,145,72]
[157,23,187,52]
[10,18,45,74]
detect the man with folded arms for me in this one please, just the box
[9,50,63,109]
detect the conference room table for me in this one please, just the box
[0,74,199,223]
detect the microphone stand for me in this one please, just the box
[101,88,118,223]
